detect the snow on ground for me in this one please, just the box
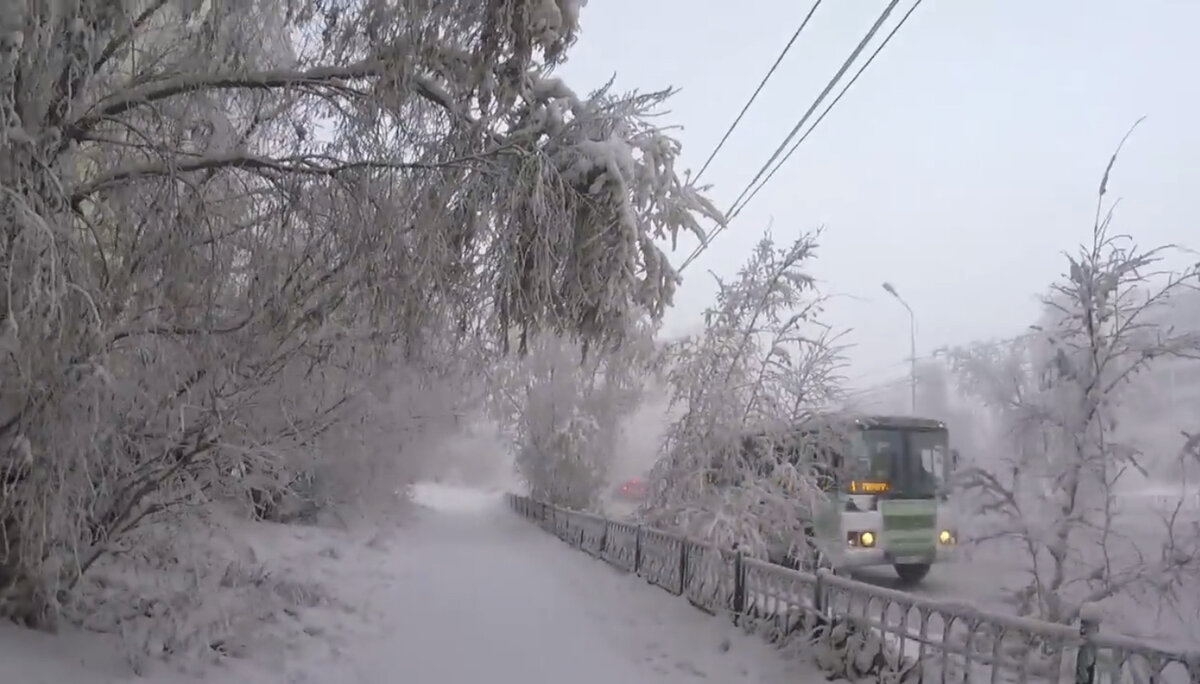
[600,495,641,521]
[2,507,414,684]
[362,482,827,683]
[2,483,829,683]
[0,620,134,684]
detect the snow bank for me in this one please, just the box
[0,512,396,683]
[2,482,826,683]
[0,620,132,684]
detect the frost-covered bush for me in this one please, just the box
[489,321,658,510]
[0,0,718,629]
[67,511,347,674]
[239,356,474,526]
[640,232,846,556]
[944,139,1200,628]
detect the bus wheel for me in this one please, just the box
[894,562,931,586]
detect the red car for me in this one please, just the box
[614,477,648,501]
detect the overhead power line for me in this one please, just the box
[678,0,924,275]
[730,0,927,219]
[720,0,904,220]
[691,0,826,185]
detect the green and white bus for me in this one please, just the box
[740,413,960,585]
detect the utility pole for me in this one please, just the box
[882,282,917,413]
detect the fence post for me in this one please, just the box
[1075,605,1100,684]
[813,568,825,615]
[678,538,688,596]
[634,525,643,574]
[599,520,609,556]
[732,549,745,619]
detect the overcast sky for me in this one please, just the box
[558,0,1199,389]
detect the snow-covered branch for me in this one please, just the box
[71,149,507,202]
[0,0,718,636]
[943,133,1200,632]
[640,231,847,556]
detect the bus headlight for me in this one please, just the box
[848,530,876,548]
[938,529,955,545]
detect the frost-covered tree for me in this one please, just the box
[488,318,658,510]
[241,351,479,524]
[944,139,1200,627]
[640,232,846,557]
[1119,287,1200,485]
[0,0,718,629]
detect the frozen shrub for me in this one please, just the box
[641,231,847,556]
[944,128,1200,628]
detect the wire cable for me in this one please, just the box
[678,0,922,275]
[692,0,826,185]
[679,0,904,274]
[731,0,926,220]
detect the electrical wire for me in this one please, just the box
[692,0,826,185]
[678,0,924,275]
[722,0,903,219]
[678,0,904,274]
[731,0,927,220]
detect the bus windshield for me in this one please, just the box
[850,427,947,498]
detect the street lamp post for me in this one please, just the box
[882,282,917,413]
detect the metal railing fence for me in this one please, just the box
[507,494,1199,684]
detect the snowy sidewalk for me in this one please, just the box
[1,484,827,683]
[337,483,824,683]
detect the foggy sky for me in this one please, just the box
[559,0,1200,389]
